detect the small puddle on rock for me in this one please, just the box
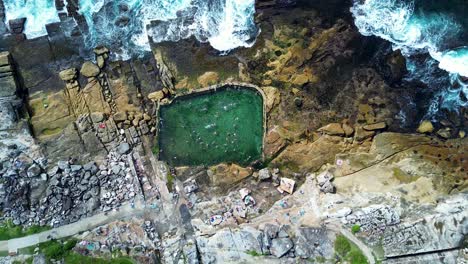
[158,86,263,166]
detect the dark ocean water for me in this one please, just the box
[351,0,467,120]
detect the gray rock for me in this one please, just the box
[90,112,105,123]
[264,223,279,239]
[0,75,17,97]
[83,162,98,174]
[270,237,293,258]
[317,170,334,186]
[294,227,334,259]
[47,166,59,176]
[118,143,131,155]
[183,239,200,264]
[27,164,42,177]
[32,253,46,264]
[258,168,271,180]
[382,194,467,258]
[278,225,290,238]
[87,197,100,212]
[111,165,121,174]
[345,204,400,232]
[196,227,263,263]
[57,161,69,170]
[70,165,82,172]
[319,180,336,193]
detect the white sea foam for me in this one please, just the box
[3,0,257,58]
[4,0,61,39]
[351,0,467,116]
[351,0,466,77]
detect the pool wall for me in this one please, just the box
[154,82,267,165]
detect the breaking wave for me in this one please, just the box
[3,0,258,58]
[3,0,60,38]
[351,0,467,116]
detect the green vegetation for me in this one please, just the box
[17,239,134,264]
[334,234,368,264]
[348,249,368,264]
[334,234,351,257]
[151,141,159,156]
[0,220,51,240]
[351,224,361,234]
[166,172,175,191]
[245,250,264,257]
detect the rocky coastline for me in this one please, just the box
[0,1,466,264]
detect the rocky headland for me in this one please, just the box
[0,1,466,264]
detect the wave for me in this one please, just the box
[3,0,258,58]
[3,0,60,38]
[351,0,467,116]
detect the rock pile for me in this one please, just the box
[1,146,141,227]
[344,204,400,235]
[98,151,140,212]
[112,110,157,143]
[316,170,336,194]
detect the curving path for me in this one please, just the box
[0,200,145,254]
[339,228,376,264]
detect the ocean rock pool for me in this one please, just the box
[158,86,264,167]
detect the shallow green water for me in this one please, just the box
[158,87,263,167]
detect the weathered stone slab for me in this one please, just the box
[0,75,17,97]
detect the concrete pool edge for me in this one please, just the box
[154,82,268,166]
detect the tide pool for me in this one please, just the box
[158,86,263,167]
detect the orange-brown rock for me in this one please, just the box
[208,163,253,186]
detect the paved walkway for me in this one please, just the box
[0,200,145,253]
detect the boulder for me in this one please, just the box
[317,170,334,185]
[318,123,345,136]
[27,164,42,178]
[118,142,131,154]
[90,112,105,123]
[80,61,100,77]
[258,168,271,180]
[97,56,105,68]
[363,122,387,131]
[148,90,165,101]
[94,46,109,56]
[417,120,434,134]
[279,177,295,194]
[437,128,452,139]
[319,181,335,193]
[113,111,127,122]
[270,238,293,258]
[354,126,375,141]
[59,68,77,81]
